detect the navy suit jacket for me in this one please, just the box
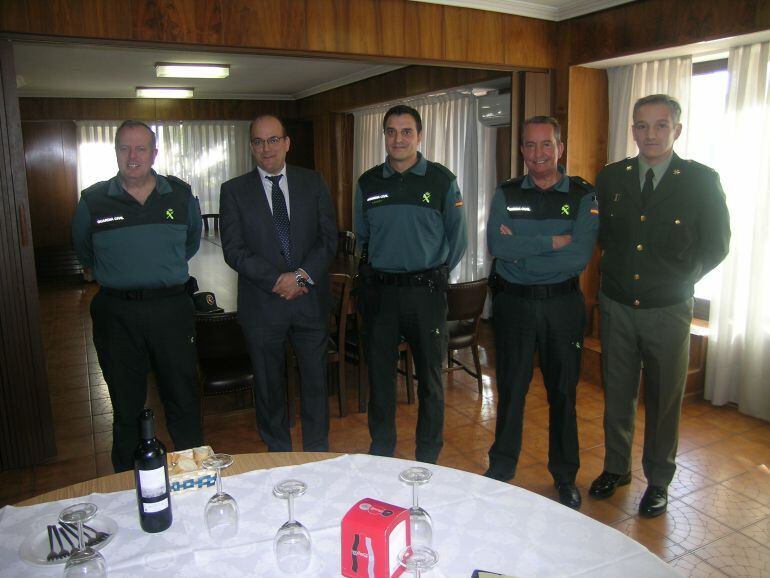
[219,164,338,324]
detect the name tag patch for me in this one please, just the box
[506,205,531,213]
[366,193,389,203]
[96,216,125,224]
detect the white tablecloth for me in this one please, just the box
[0,454,677,577]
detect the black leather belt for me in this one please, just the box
[100,285,187,300]
[373,268,445,288]
[497,276,579,299]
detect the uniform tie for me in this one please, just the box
[641,168,655,205]
[267,175,291,269]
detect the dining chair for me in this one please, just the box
[338,230,356,256]
[201,213,220,233]
[445,278,489,394]
[194,312,255,425]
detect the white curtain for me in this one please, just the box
[704,42,770,421]
[75,121,252,214]
[607,57,692,162]
[352,92,497,283]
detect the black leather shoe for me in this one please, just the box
[483,468,514,482]
[639,485,668,518]
[555,482,582,509]
[588,471,632,499]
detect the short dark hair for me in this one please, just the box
[250,114,287,137]
[115,120,156,149]
[521,115,561,144]
[382,105,422,133]
[633,94,682,124]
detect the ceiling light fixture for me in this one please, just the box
[136,87,194,99]
[155,63,230,79]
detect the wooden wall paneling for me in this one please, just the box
[443,6,504,64]
[403,0,445,61]
[25,0,132,39]
[132,0,223,44]
[504,15,557,69]
[522,72,551,119]
[565,0,770,66]
[378,0,406,57]
[222,0,306,50]
[510,72,521,177]
[310,112,353,230]
[0,39,55,470]
[22,121,78,249]
[565,66,607,313]
[0,0,29,32]
[305,0,344,53]
[346,0,385,56]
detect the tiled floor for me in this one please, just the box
[3,281,769,576]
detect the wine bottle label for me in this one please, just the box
[143,497,169,513]
[138,467,167,498]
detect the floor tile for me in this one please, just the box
[668,553,730,577]
[690,532,770,577]
[680,484,770,530]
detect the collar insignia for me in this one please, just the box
[625,165,632,172]
[673,169,681,175]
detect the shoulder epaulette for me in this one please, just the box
[427,161,456,181]
[569,175,595,193]
[166,175,192,192]
[500,175,526,189]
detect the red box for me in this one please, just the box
[341,498,410,578]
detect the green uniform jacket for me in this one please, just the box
[597,153,730,308]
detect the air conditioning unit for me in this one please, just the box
[478,93,511,127]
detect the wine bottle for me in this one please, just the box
[134,408,173,533]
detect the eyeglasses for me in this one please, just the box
[251,136,286,148]
[384,128,416,138]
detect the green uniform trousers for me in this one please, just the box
[599,291,693,487]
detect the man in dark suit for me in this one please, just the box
[589,94,730,517]
[220,115,337,452]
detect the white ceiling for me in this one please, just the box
[11,0,636,101]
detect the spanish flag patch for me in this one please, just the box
[455,200,464,207]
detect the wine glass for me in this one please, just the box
[273,479,311,573]
[398,545,439,578]
[202,453,239,542]
[58,503,107,578]
[399,467,433,547]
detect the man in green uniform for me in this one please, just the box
[589,94,730,516]
[484,116,598,509]
[73,120,203,472]
[355,104,467,463]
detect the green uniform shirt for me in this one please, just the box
[354,153,467,273]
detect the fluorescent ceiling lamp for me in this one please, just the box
[155,63,230,78]
[136,87,194,99]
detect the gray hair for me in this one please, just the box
[521,116,561,143]
[633,94,682,124]
[115,120,156,149]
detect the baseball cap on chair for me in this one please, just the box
[193,292,224,314]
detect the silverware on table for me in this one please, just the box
[51,525,69,559]
[46,525,58,562]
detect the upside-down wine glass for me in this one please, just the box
[202,453,239,542]
[273,479,312,573]
[58,503,107,578]
[398,544,439,578]
[399,467,433,547]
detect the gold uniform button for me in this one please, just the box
[633,274,640,280]
[636,244,644,252]
[640,215,646,222]
[633,299,640,306]
[674,218,681,224]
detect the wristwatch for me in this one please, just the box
[295,271,308,288]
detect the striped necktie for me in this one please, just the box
[267,175,291,269]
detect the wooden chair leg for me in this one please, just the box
[472,344,483,394]
[338,360,348,417]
